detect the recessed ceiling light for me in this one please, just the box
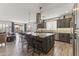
[65,11,69,13]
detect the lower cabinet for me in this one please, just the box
[42,35,55,53]
[58,33,71,43]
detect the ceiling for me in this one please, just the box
[41,3,74,19]
[0,3,74,23]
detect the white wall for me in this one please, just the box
[27,22,37,32]
[75,4,79,56]
[46,20,57,30]
[76,4,79,28]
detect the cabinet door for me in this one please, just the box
[66,19,71,27]
[57,20,61,28]
[51,35,54,48]
[59,33,70,43]
[46,36,51,51]
[57,18,71,28]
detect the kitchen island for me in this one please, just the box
[25,32,55,54]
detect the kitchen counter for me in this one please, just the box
[31,33,55,38]
[36,28,73,33]
[25,32,55,53]
[26,32,55,36]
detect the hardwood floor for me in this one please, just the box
[0,33,73,56]
[54,41,73,56]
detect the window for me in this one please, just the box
[0,22,11,33]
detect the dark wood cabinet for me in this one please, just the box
[37,20,46,28]
[57,18,72,43]
[37,23,45,28]
[58,33,70,43]
[57,18,71,28]
[42,35,55,53]
[25,33,55,54]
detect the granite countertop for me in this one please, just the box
[26,32,32,34]
[31,33,55,38]
[26,32,55,38]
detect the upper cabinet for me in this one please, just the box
[57,18,72,28]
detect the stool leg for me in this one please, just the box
[38,51,41,56]
[32,48,34,56]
